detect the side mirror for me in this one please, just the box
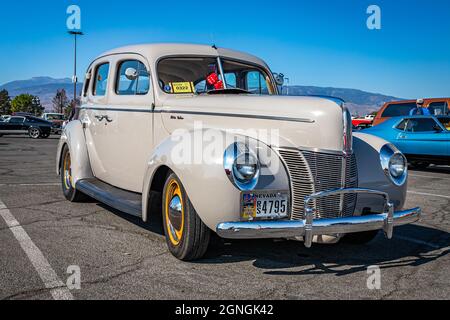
[125,67,138,81]
[273,73,285,86]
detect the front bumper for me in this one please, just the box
[216,188,421,248]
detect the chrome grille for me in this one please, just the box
[278,148,358,220]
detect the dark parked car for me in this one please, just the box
[0,115,52,139]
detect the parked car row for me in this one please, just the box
[0,115,53,139]
[0,112,67,138]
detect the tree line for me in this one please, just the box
[0,89,78,117]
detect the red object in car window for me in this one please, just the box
[207,73,219,85]
[214,80,224,90]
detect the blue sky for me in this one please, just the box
[0,0,449,98]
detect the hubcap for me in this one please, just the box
[165,180,184,246]
[31,128,39,138]
[63,151,73,190]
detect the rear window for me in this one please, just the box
[428,101,448,116]
[381,103,418,117]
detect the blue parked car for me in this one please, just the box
[364,115,450,169]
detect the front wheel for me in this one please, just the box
[162,172,210,261]
[60,145,88,202]
[28,127,41,139]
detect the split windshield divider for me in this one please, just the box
[216,57,228,90]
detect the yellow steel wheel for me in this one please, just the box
[60,145,88,203]
[63,150,74,190]
[164,179,185,246]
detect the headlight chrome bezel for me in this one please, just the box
[224,142,260,191]
[380,144,408,186]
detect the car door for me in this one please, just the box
[82,59,112,182]
[99,55,154,192]
[396,117,448,157]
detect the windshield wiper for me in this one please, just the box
[206,88,252,95]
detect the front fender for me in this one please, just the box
[56,121,94,184]
[142,129,290,231]
[353,132,407,213]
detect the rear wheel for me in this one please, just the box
[60,145,88,202]
[28,127,41,139]
[162,172,210,261]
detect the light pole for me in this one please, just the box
[68,31,83,101]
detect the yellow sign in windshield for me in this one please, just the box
[170,82,195,94]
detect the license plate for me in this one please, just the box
[241,191,289,220]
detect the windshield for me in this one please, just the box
[437,117,450,131]
[157,57,276,95]
[46,114,65,121]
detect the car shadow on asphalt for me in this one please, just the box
[92,200,449,275]
[200,224,449,276]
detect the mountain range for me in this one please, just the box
[0,77,402,115]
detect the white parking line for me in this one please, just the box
[0,199,73,300]
[0,183,60,187]
[395,235,441,250]
[409,173,450,181]
[407,190,450,200]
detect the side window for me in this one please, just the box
[428,102,448,116]
[396,119,408,131]
[9,117,25,124]
[83,69,92,97]
[405,118,439,132]
[246,71,269,94]
[93,63,110,96]
[116,60,150,95]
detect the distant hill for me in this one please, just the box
[0,77,82,111]
[282,85,403,115]
[0,77,403,114]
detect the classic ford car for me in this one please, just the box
[56,44,421,261]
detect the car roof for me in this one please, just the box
[95,43,270,69]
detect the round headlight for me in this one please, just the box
[389,153,406,178]
[380,144,408,186]
[233,153,259,183]
[224,142,260,190]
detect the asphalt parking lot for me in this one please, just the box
[0,136,448,300]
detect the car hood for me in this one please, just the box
[159,94,348,151]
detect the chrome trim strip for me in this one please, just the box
[162,110,315,123]
[80,107,152,113]
[276,146,351,156]
[79,107,315,123]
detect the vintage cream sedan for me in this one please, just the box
[56,43,421,261]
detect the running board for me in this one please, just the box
[76,178,142,217]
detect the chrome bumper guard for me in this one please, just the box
[216,188,421,248]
